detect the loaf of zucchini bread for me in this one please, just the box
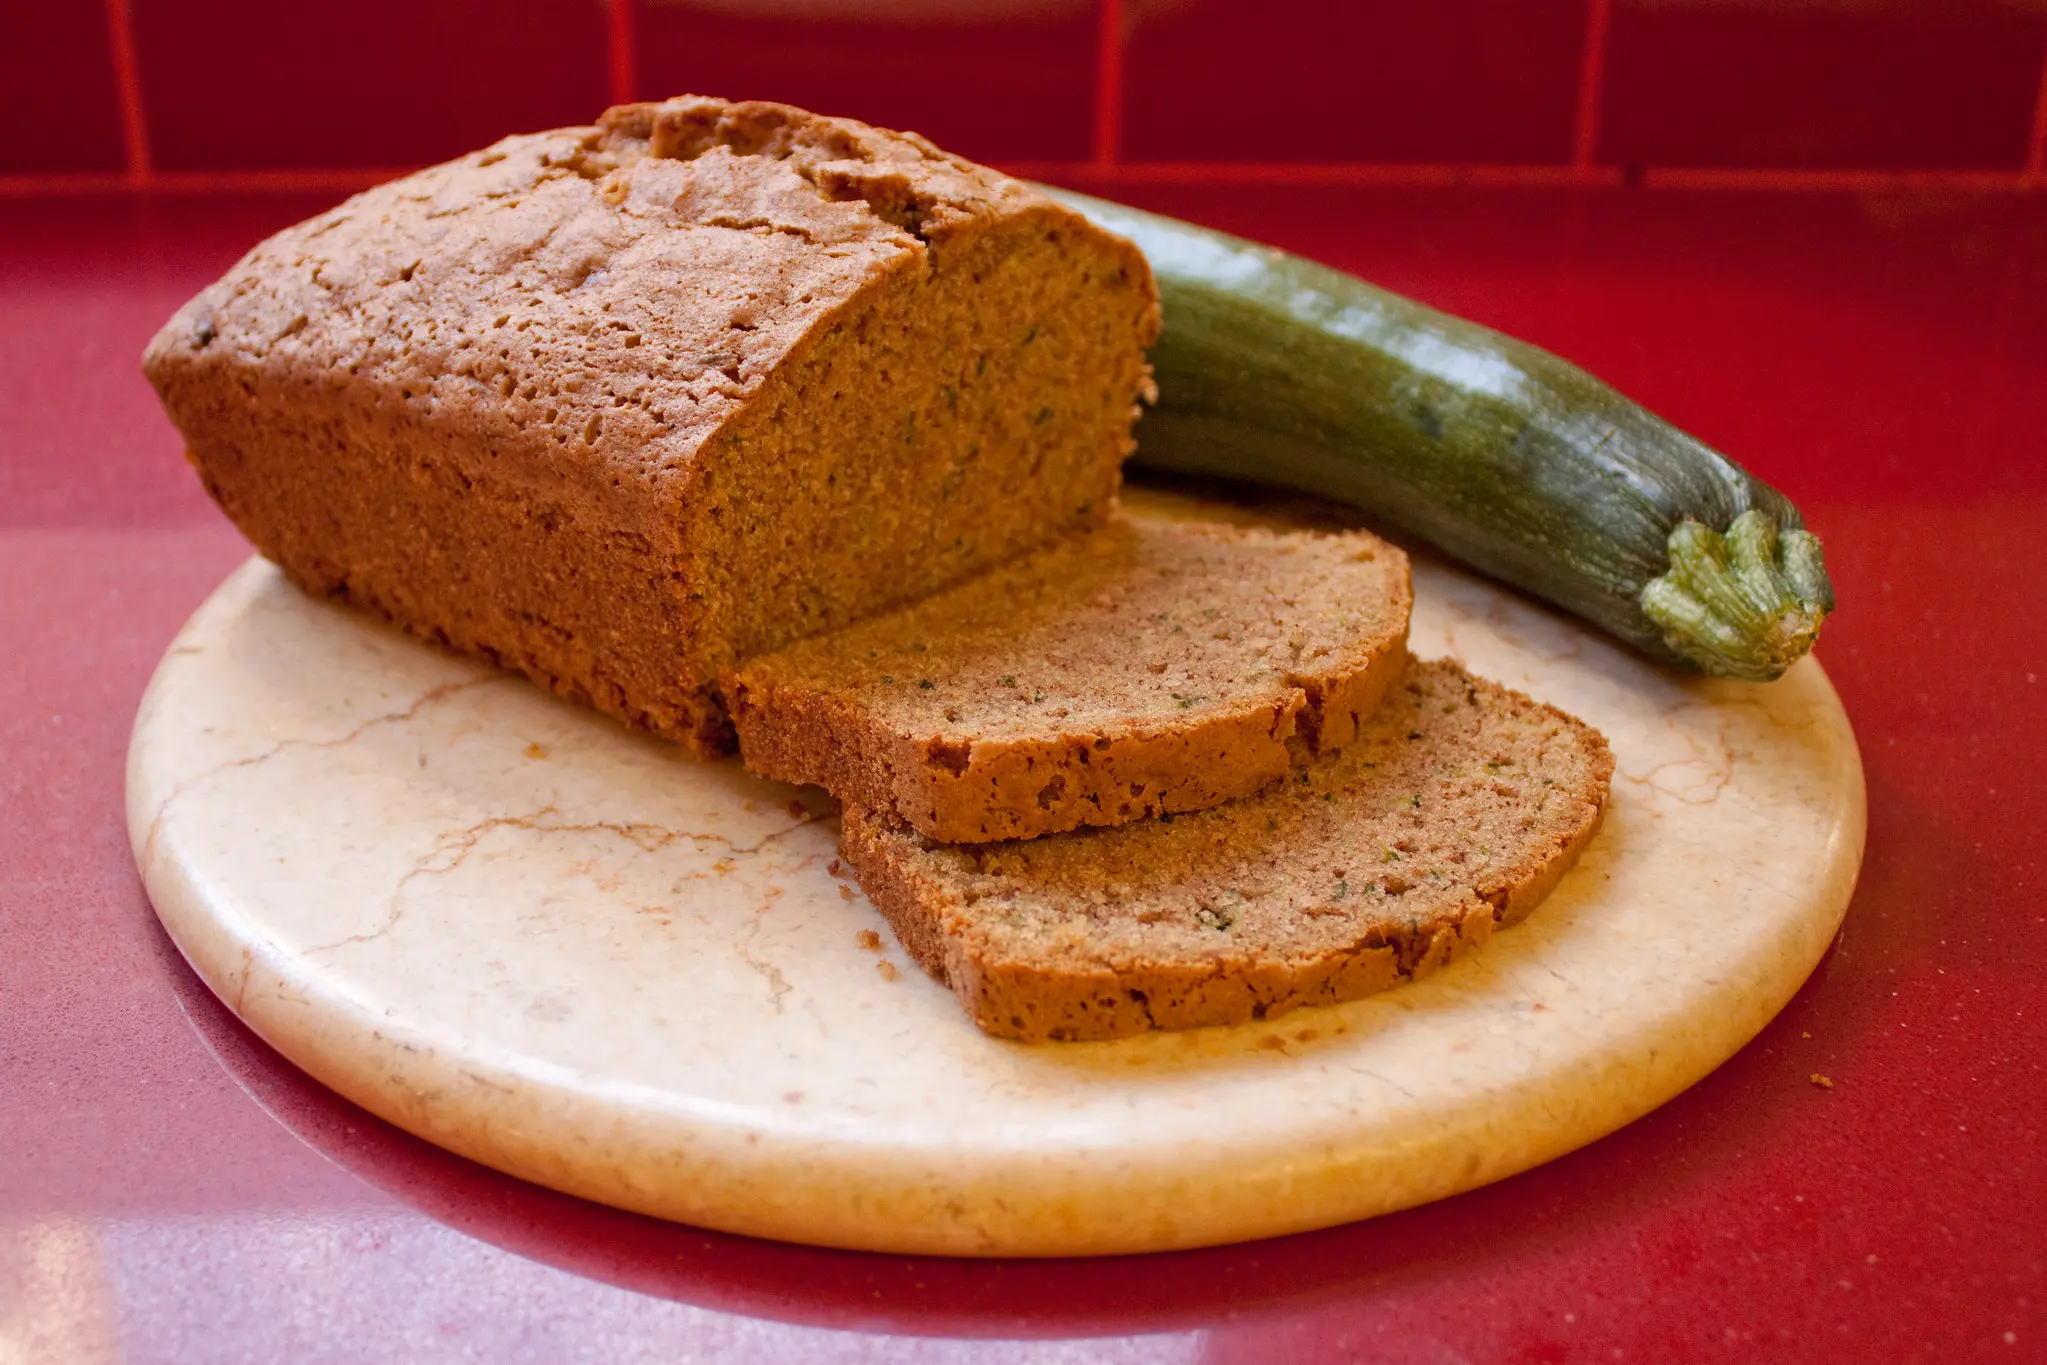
[144,96,1160,754]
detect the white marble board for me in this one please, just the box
[127,505,1865,1257]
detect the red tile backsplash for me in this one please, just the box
[633,1,1096,164]
[5,0,2046,183]
[1119,0,1590,165]
[130,0,610,171]
[1600,0,2047,171]
[0,0,127,174]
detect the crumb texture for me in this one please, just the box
[143,95,1159,754]
[726,514,1411,841]
[842,658,1614,1042]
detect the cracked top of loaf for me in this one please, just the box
[144,95,1072,497]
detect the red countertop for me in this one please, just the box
[2,185,2043,1363]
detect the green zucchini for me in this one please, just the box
[1046,188,1835,682]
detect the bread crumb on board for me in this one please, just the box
[1810,1073,1834,1089]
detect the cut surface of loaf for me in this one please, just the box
[841,659,1613,1042]
[725,514,1412,842]
[143,95,1159,755]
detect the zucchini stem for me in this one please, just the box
[1639,511,1835,682]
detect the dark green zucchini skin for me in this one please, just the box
[1047,188,1833,679]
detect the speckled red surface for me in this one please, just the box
[2,186,2042,1363]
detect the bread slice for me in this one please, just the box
[840,659,1612,1042]
[724,515,1412,842]
[142,95,1159,755]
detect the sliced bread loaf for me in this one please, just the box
[723,515,1412,842]
[143,96,1159,755]
[840,659,1613,1042]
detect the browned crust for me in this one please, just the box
[838,660,1614,1043]
[266,544,736,752]
[1492,798,1606,928]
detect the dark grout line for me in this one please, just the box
[8,163,2044,201]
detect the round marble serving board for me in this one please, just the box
[127,504,1865,1258]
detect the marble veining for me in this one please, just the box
[127,520,1865,1256]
